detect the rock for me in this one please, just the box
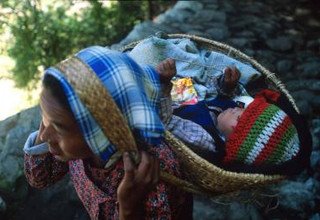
[227,202,262,220]
[242,49,255,57]
[295,99,312,116]
[295,8,311,16]
[158,9,194,23]
[310,96,320,109]
[178,24,206,34]
[255,50,277,70]
[266,36,294,52]
[310,213,320,220]
[0,115,19,153]
[193,195,262,220]
[228,38,251,48]
[240,1,265,14]
[220,1,235,13]
[195,10,226,23]
[297,61,320,78]
[276,60,293,74]
[291,90,315,102]
[203,2,219,10]
[193,198,224,219]
[297,51,317,62]
[307,18,320,28]
[231,15,260,30]
[307,39,320,51]
[0,196,6,213]
[312,119,320,151]
[0,106,40,191]
[310,151,320,171]
[173,1,204,13]
[13,176,88,220]
[114,21,169,49]
[234,31,255,38]
[286,80,320,92]
[254,20,279,37]
[206,26,230,41]
[276,181,316,219]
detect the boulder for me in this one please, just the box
[266,36,294,52]
[0,106,40,191]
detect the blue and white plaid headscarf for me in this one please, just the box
[44,46,164,162]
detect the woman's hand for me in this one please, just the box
[117,151,160,220]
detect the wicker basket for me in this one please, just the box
[58,34,299,196]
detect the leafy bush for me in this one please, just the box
[1,0,168,88]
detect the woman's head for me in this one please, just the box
[39,74,93,161]
[39,46,164,164]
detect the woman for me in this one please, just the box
[23,46,193,219]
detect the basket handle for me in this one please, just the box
[56,56,138,155]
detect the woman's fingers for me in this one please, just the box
[138,151,153,183]
[122,151,159,189]
[123,152,136,182]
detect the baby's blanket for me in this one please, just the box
[128,36,261,101]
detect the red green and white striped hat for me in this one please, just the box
[224,90,300,166]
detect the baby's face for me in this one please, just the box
[217,107,245,138]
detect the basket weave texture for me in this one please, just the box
[57,34,298,196]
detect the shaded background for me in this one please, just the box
[0,0,319,219]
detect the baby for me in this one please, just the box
[156,59,309,175]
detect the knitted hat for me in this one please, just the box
[223,90,300,166]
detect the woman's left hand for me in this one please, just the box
[117,151,160,220]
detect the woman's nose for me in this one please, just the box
[39,125,53,143]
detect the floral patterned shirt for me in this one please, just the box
[24,141,192,220]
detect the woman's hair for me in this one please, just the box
[42,74,72,113]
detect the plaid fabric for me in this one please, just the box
[159,94,216,152]
[45,46,164,162]
[167,115,216,152]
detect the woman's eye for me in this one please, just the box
[53,124,65,134]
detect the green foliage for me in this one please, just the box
[1,0,153,88]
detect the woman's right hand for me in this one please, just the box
[117,151,160,220]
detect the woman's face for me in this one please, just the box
[39,88,94,161]
[217,107,245,138]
